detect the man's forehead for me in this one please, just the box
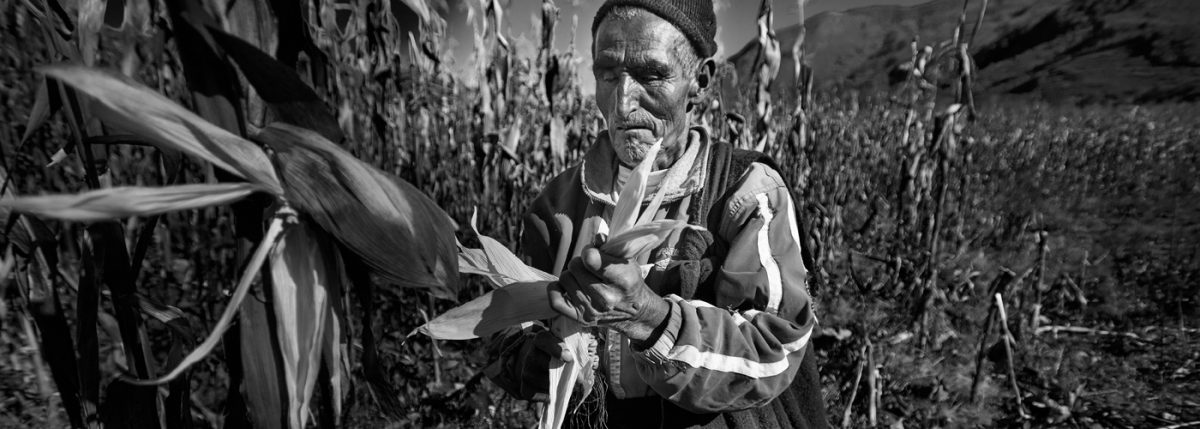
[592,9,686,62]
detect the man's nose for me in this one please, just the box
[613,74,640,117]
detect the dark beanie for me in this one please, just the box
[592,0,718,58]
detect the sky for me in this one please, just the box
[442,0,930,91]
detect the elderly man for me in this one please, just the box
[485,0,827,427]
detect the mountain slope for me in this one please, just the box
[728,0,1200,103]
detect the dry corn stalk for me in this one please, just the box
[418,140,689,428]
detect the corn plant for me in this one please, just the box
[3,1,457,427]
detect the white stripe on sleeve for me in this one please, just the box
[756,194,783,314]
[665,327,812,378]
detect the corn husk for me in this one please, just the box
[458,208,556,288]
[412,281,558,340]
[256,122,459,299]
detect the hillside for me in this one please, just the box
[728,0,1200,103]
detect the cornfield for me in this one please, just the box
[0,0,1197,428]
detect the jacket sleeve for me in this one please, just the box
[629,163,817,414]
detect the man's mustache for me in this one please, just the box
[611,114,657,132]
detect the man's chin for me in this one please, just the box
[612,135,656,166]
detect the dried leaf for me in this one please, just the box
[257,123,458,298]
[39,65,282,194]
[0,183,260,222]
[413,281,557,340]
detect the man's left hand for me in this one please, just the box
[548,247,670,345]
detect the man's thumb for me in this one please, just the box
[582,247,604,273]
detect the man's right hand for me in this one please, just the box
[483,325,593,402]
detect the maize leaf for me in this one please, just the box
[412,281,557,340]
[269,221,338,429]
[206,28,344,143]
[127,214,287,386]
[0,183,260,222]
[39,65,282,195]
[257,123,458,298]
[238,288,288,429]
[321,288,350,422]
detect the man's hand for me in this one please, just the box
[484,326,597,402]
[548,247,670,345]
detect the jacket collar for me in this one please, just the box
[580,126,712,206]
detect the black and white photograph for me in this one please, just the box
[0,0,1197,427]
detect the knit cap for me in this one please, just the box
[592,0,718,58]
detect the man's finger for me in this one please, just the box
[582,247,605,274]
[548,278,586,325]
[533,331,573,363]
[569,286,600,326]
[561,270,601,325]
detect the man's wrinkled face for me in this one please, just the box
[593,10,696,169]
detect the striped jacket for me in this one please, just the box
[496,126,821,426]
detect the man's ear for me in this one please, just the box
[690,58,718,97]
